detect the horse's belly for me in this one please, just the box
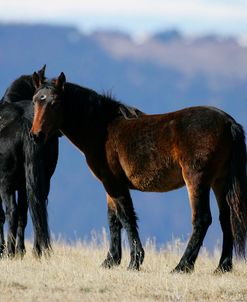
[127,165,184,192]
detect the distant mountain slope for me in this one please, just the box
[93,30,247,78]
[0,23,247,249]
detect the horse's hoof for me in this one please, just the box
[214,265,232,274]
[16,246,26,259]
[15,251,26,259]
[32,248,42,259]
[171,263,194,274]
[127,250,144,271]
[101,257,120,269]
[214,258,232,274]
[7,252,15,259]
[101,259,113,269]
[0,245,5,258]
[127,262,140,271]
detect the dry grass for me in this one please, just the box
[1,233,247,302]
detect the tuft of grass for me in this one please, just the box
[0,234,247,302]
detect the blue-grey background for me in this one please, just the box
[0,23,247,250]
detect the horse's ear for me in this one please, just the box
[32,72,41,89]
[37,64,46,81]
[55,72,66,90]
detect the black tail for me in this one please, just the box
[226,122,247,257]
[23,122,51,256]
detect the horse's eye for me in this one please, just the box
[40,95,47,101]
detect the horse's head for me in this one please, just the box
[31,72,66,141]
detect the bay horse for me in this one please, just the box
[0,66,59,257]
[31,71,247,273]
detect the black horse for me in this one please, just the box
[0,66,59,257]
[31,72,247,273]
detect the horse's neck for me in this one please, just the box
[61,92,104,152]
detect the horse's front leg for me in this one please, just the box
[0,198,5,256]
[172,173,211,273]
[1,191,18,257]
[16,189,28,257]
[101,194,122,268]
[104,188,144,270]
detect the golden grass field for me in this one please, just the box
[1,232,247,302]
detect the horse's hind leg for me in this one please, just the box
[0,198,5,256]
[16,189,28,257]
[116,192,144,270]
[213,181,233,273]
[1,191,17,257]
[172,171,211,273]
[101,194,122,268]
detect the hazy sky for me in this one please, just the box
[0,0,247,36]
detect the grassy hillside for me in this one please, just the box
[0,235,246,301]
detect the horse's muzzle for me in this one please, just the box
[30,129,46,143]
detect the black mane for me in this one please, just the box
[62,82,144,123]
[2,75,35,103]
[101,92,144,120]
